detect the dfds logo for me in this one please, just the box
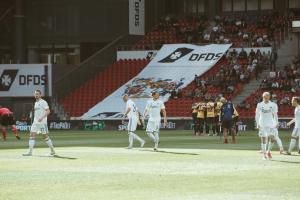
[158,47,224,63]
[0,69,47,91]
[134,0,142,27]
[158,48,194,63]
[0,70,18,91]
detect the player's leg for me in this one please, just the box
[287,128,299,155]
[23,129,36,156]
[267,135,275,159]
[272,129,283,154]
[223,121,229,143]
[260,128,268,160]
[128,117,145,148]
[195,118,200,136]
[231,127,236,143]
[153,121,160,150]
[127,118,134,148]
[215,116,220,136]
[199,118,204,135]
[1,126,7,141]
[192,114,197,135]
[146,121,156,143]
[41,125,55,155]
[11,125,20,140]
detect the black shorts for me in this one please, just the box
[222,120,233,129]
[206,117,215,125]
[1,114,15,126]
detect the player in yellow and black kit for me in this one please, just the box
[191,103,199,135]
[197,101,206,135]
[215,98,223,136]
[206,99,216,136]
[231,107,239,135]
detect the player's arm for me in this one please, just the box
[255,104,260,129]
[273,104,279,128]
[143,103,150,118]
[162,108,167,125]
[287,118,295,127]
[38,108,50,122]
[123,107,131,118]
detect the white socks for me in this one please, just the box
[275,136,283,151]
[45,138,54,150]
[128,133,133,147]
[288,139,296,153]
[261,143,267,154]
[28,137,35,153]
[267,141,274,153]
[154,132,159,144]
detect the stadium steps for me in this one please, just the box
[231,70,269,106]
[233,33,298,106]
[277,33,298,67]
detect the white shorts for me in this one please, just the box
[128,117,138,132]
[292,127,300,138]
[146,120,160,133]
[30,123,49,134]
[258,127,277,137]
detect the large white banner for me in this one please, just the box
[0,64,52,97]
[82,44,231,119]
[129,0,145,35]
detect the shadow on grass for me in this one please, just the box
[35,154,77,160]
[271,159,300,164]
[139,149,199,156]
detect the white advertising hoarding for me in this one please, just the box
[0,64,52,97]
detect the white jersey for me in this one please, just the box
[294,105,300,128]
[33,99,49,124]
[255,101,278,128]
[126,99,138,119]
[145,99,165,121]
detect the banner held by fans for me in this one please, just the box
[82,44,231,119]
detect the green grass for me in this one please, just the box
[0,130,300,200]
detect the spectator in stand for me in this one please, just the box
[280,95,290,105]
[270,48,278,71]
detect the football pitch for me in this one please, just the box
[0,130,300,200]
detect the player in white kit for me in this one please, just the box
[143,92,167,151]
[23,90,55,156]
[286,97,300,155]
[255,92,278,160]
[123,95,145,149]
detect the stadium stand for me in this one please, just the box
[166,48,269,116]
[60,59,149,117]
[60,13,290,118]
[237,55,300,118]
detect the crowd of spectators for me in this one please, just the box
[134,12,288,50]
[183,48,270,101]
[238,55,300,110]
